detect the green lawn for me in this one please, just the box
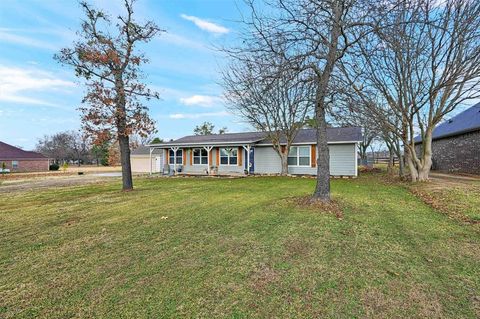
[1,175,479,318]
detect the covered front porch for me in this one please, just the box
[147,143,255,176]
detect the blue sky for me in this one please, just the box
[0,0,250,149]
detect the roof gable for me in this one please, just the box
[0,141,46,160]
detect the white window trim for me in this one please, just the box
[192,148,208,166]
[219,148,238,166]
[287,146,311,167]
[169,149,184,165]
[12,160,19,169]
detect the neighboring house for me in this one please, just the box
[414,103,480,174]
[0,141,49,172]
[131,127,362,176]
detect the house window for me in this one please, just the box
[220,148,237,165]
[193,148,208,165]
[288,146,310,166]
[12,161,19,169]
[169,149,183,164]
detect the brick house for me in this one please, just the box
[0,141,50,172]
[415,103,480,174]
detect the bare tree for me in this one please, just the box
[343,0,480,181]
[36,131,90,164]
[55,0,162,190]
[228,0,377,201]
[70,131,91,166]
[222,53,314,175]
[36,132,73,163]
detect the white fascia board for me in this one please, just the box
[256,141,361,146]
[148,140,261,148]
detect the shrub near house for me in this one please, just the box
[0,141,49,172]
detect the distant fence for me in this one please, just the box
[360,157,400,166]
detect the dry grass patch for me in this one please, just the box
[288,196,344,219]
[249,263,281,293]
[408,178,480,225]
[361,282,443,319]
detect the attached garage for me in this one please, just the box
[130,146,164,173]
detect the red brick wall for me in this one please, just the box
[0,159,49,172]
[415,130,480,175]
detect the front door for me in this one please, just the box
[244,148,254,173]
[155,156,161,173]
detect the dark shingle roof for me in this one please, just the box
[0,141,47,160]
[415,103,480,142]
[171,131,266,144]
[149,127,362,147]
[131,146,164,156]
[257,127,363,144]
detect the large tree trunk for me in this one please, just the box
[313,103,330,201]
[395,139,405,179]
[118,134,133,191]
[387,146,394,175]
[405,147,418,182]
[406,128,433,182]
[274,145,289,176]
[359,144,368,165]
[280,153,288,175]
[416,130,433,181]
[115,74,134,191]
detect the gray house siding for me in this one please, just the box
[329,144,357,176]
[254,146,282,174]
[253,143,357,176]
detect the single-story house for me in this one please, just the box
[131,127,362,176]
[414,103,480,174]
[0,141,49,172]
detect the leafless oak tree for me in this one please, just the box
[227,0,377,201]
[343,0,480,182]
[222,53,314,175]
[56,0,162,190]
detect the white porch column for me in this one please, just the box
[170,146,179,174]
[242,144,251,175]
[149,147,154,175]
[203,146,213,174]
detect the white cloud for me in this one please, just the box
[0,28,58,50]
[169,111,229,119]
[179,95,222,107]
[160,33,210,51]
[0,65,75,107]
[180,14,229,34]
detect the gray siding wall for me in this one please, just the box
[254,144,357,176]
[329,144,357,176]
[254,146,282,174]
[161,144,357,176]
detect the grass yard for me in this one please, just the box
[1,175,479,318]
